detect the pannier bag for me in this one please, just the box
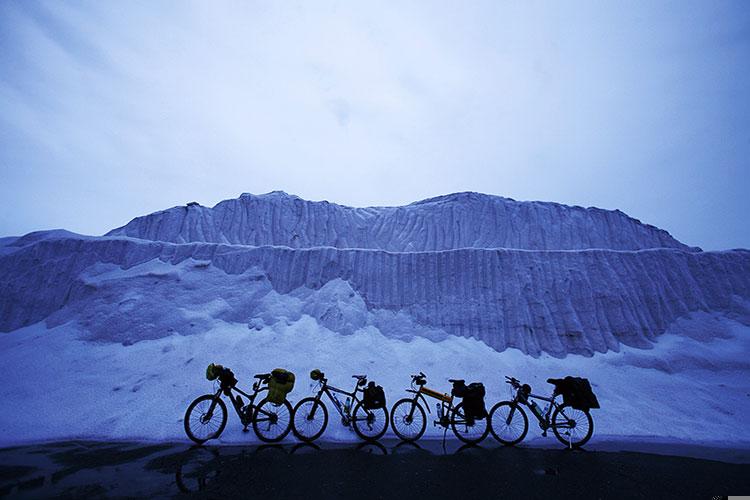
[267,368,296,405]
[363,381,386,410]
[461,382,488,420]
[559,377,600,410]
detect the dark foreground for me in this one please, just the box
[1,440,748,499]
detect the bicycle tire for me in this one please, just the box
[450,402,489,444]
[488,401,528,446]
[551,404,594,448]
[390,398,427,442]
[184,394,227,444]
[253,398,293,443]
[291,397,329,442]
[352,400,389,441]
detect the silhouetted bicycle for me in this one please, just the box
[390,372,489,444]
[488,376,594,448]
[184,370,292,444]
[291,371,389,442]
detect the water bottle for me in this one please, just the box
[344,397,351,415]
[529,400,543,419]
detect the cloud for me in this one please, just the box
[0,0,749,250]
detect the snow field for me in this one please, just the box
[0,310,747,447]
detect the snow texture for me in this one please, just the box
[0,311,747,446]
[1,191,749,446]
[107,191,699,252]
[1,192,748,358]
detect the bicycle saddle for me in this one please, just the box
[352,374,367,380]
[448,379,465,384]
[254,373,271,379]
[547,378,564,385]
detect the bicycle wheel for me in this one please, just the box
[551,404,594,448]
[352,401,389,441]
[252,398,293,443]
[390,398,426,442]
[292,397,329,442]
[450,402,489,444]
[488,401,528,446]
[184,395,227,444]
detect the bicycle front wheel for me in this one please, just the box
[184,394,227,444]
[450,402,489,444]
[488,401,528,446]
[253,398,293,443]
[390,398,426,442]
[551,404,594,448]
[292,397,329,442]
[352,401,389,441]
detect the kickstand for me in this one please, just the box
[442,426,449,453]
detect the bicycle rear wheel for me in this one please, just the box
[292,397,329,442]
[551,404,593,448]
[184,395,227,444]
[253,398,293,443]
[390,398,426,442]
[352,401,389,441]
[450,402,489,444]
[488,401,528,446]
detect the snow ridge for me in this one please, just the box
[107,191,697,252]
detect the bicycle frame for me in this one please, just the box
[405,383,472,428]
[509,387,575,432]
[309,379,365,424]
[518,391,557,427]
[206,380,272,427]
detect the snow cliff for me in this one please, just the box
[107,191,698,252]
[1,190,748,358]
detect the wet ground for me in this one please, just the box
[1,439,748,499]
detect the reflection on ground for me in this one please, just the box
[0,439,748,498]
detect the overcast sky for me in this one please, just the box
[1,1,749,250]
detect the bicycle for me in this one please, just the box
[184,369,293,444]
[291,371,389,442]
[488,376,594,448]
[389,372,489,444]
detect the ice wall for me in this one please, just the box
[107,191,697,252]
[1,234,747,357]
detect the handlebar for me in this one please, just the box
[505,375,521,387]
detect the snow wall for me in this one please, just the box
[107,191,698,252]
[2,194,749,357]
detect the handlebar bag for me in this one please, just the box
[218,368,238,395]
[363,381,387,410]
[268,368,296,404]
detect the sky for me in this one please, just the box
[0,1,749,250]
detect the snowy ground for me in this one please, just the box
[0,306,748,448]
